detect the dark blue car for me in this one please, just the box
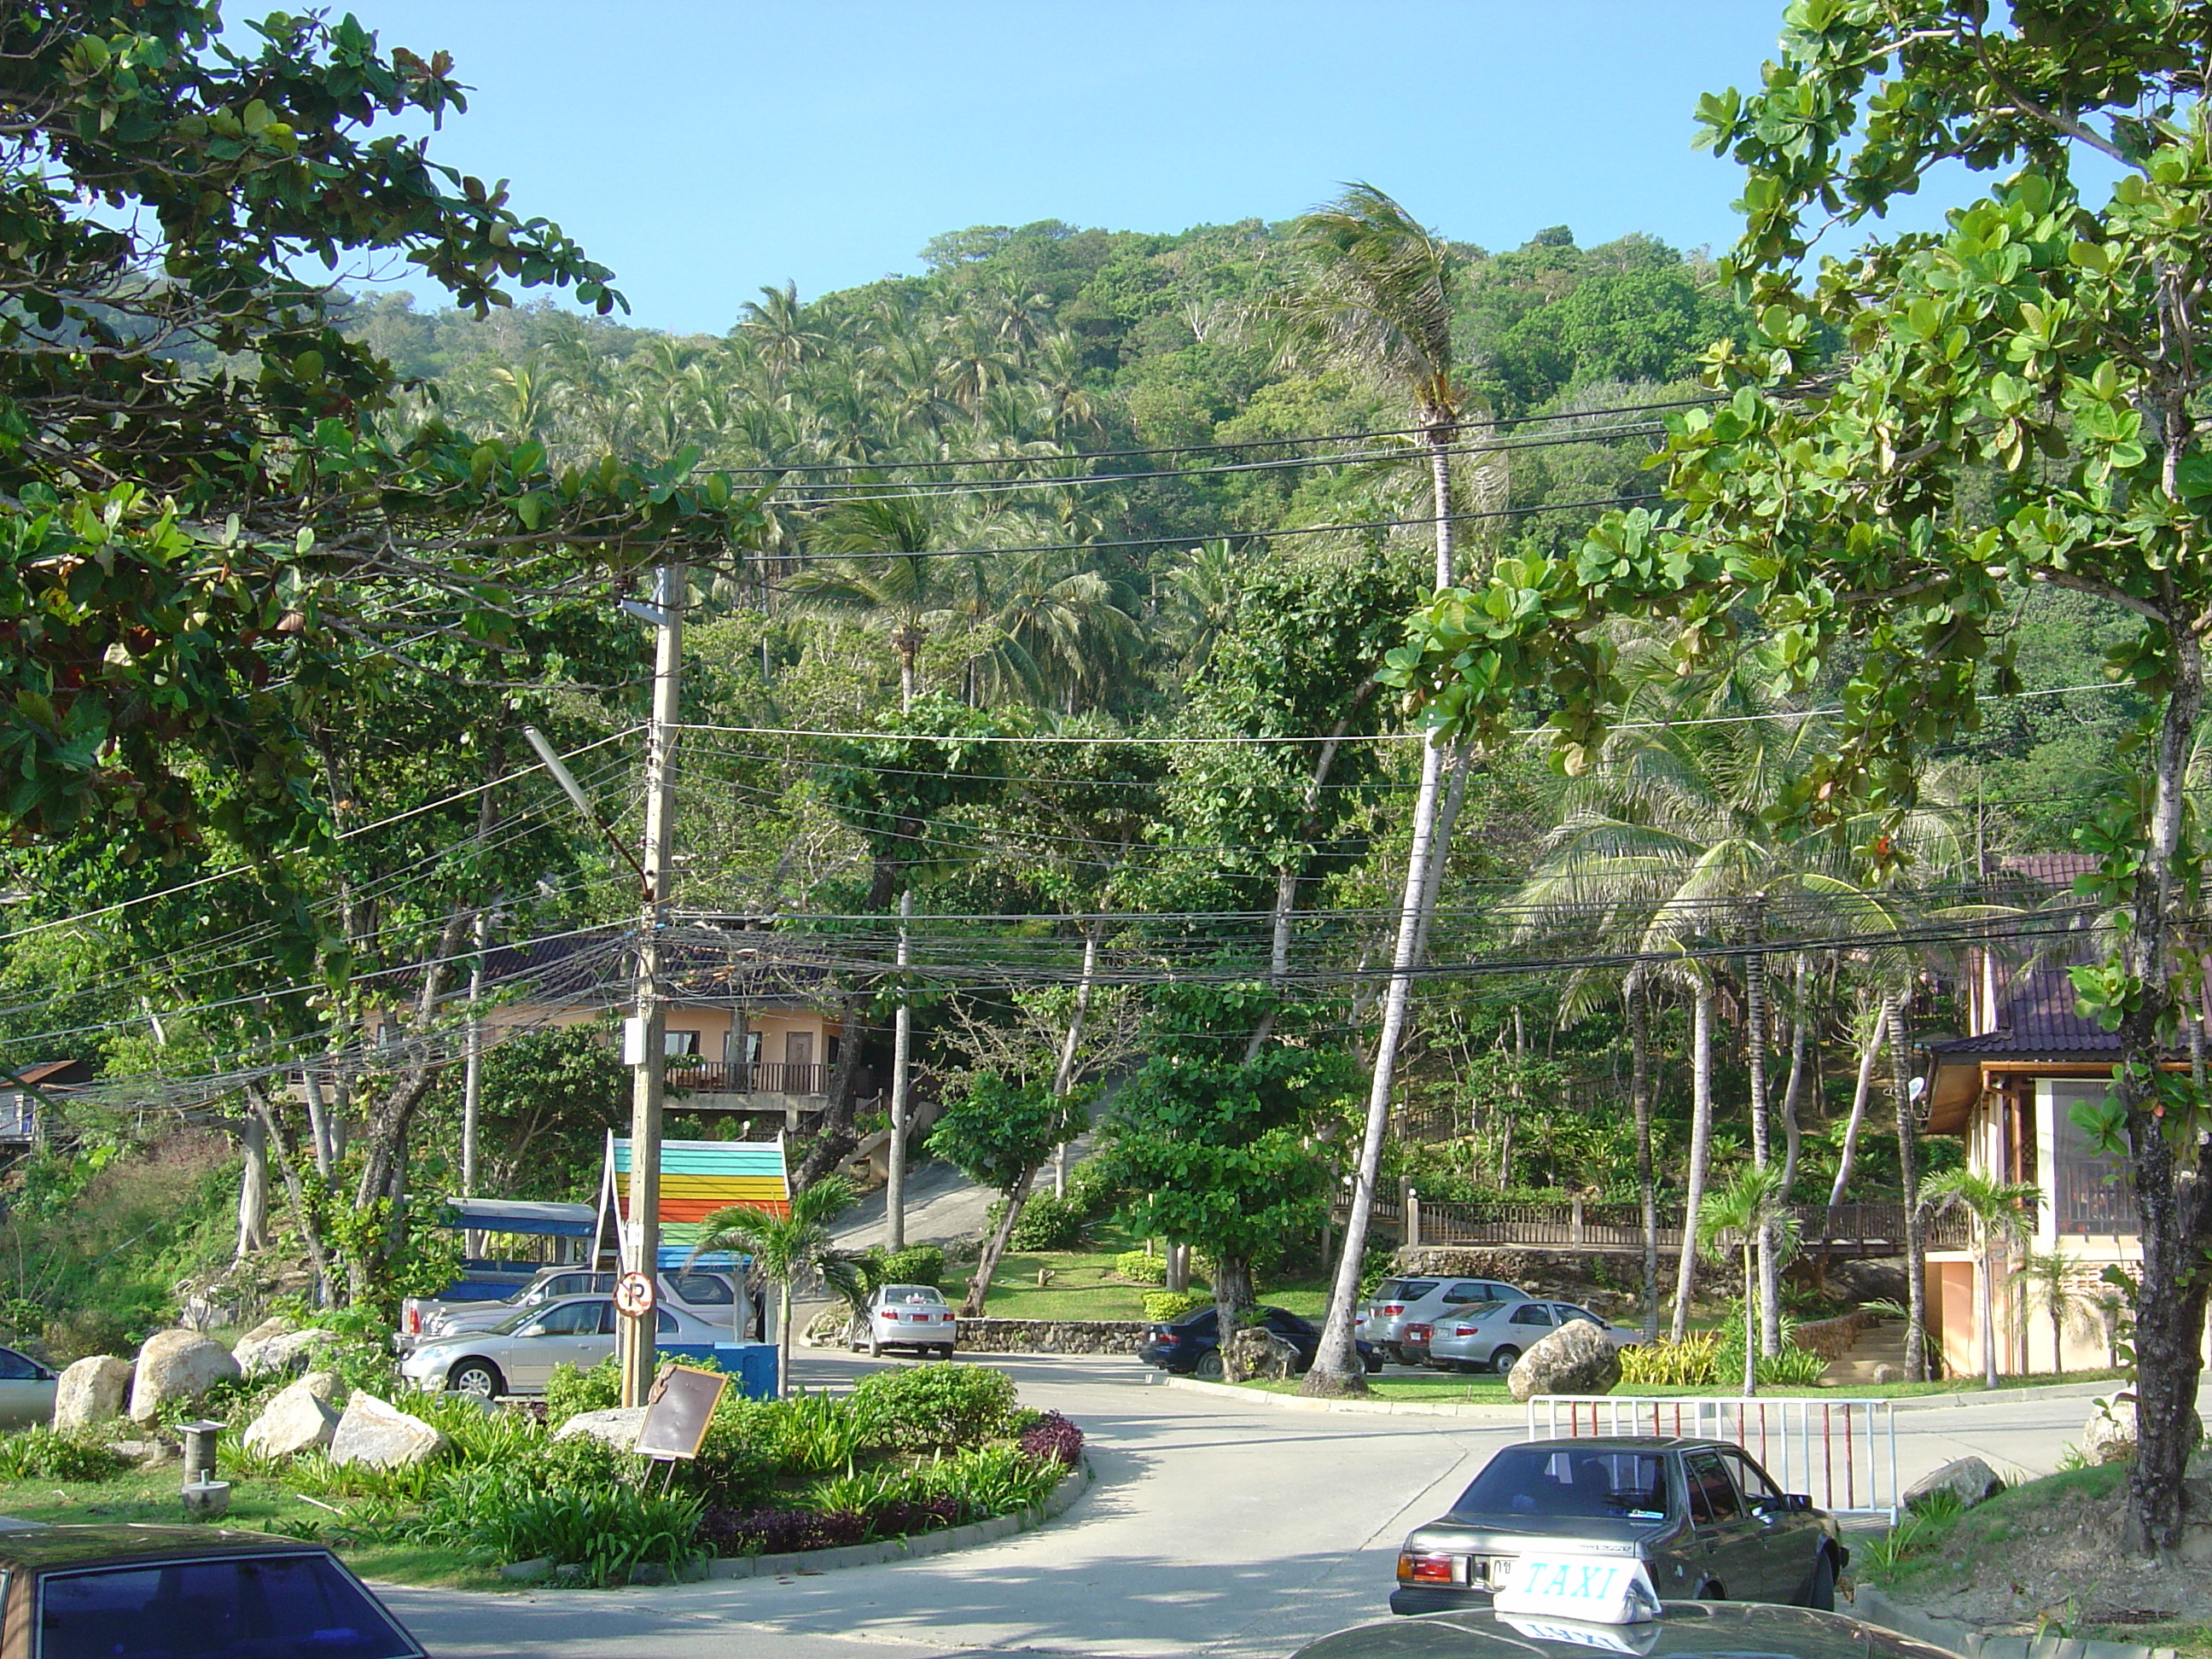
[1138,1302,1384,1379]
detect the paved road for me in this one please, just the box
[380,1353,2148,1659]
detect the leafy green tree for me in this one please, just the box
[1923,1169,2041,1391]
[690,1175,859,1398]
[1377,0,2212,1551]
[926,1072,1086,1318]
[1093,984,1352,1381]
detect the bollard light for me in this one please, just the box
[178,1419,230,1520]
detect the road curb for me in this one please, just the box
[1154,1375,1524,1417]
[702,1457,1094,1580]
[1854,1586,2175,1659]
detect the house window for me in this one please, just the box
[664,1030,700,1058]
[2050,1080,2138,1237]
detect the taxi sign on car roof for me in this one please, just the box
[1493,1556,1662,1627]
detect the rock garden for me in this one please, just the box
[3,1318,1087,1589]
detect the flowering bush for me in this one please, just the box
[1018,1410,1085,1467]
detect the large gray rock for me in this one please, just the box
[552,1406,647,1451]
[1224,1324,1301,1382]
[2084,1394,2203,1466]
[236,1328,335,1378]
[1508,1318,1622,1403]
[1905,1455,2005,1513]
[127,1330,241,1423]
[52,1356,131,1431]
[241,1374,342,1458]
[329,1393,447,1470]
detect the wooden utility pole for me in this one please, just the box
[618,564,684,1409]
[886,888,913,1252]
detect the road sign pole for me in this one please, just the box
[620,563,683,1409]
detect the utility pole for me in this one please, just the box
[618,564,684,1410]
[460,910,486,1197]
[886,888,913,1252]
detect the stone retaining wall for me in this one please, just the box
[955,1318,1150,1355]
[1791,1308,1878,1360]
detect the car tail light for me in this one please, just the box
[1454,1325,1480,1337]
[1381,1303,1406,1316]
[406,1307,420,1334]
[1398,1553,1463,1586]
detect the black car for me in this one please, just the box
[1138,1303,1384,1378]
[1299,1605,1958,1659]
[1389,1437,1846,1616]
[0,1522,426,1657]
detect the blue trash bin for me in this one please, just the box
[713,1342,779,1400]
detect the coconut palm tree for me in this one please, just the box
[786,492,963,709]
[1697,1162,1796,1396]
[1286,183,1470,1394]
[688,1175,859,1399]
[1922,1167,2041,1389]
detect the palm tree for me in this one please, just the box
[1697,1162,1796,1396]
[787,493,961,708]
[737,281,827,385]
[2015,1249,2092,1379]
[1921,1168,2040,1389]
[1286,183,1469,1395]
[689,1175,859,1399]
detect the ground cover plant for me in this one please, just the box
[0,1355,1082,1590]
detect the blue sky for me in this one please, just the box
[334,3,1911,335]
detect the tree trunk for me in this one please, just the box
[300,1064,335,1183]
[1981,1234,1998,1390]
[1778,955,1810,1197]
[1214,1251,1257,1382]
[1670,983,1715,1343]
[887,888,913,1252]
[236,1111,269,1260]
[1629,975,1658,1341]
[1741,1241,1758,1397]
[1304,424,1458,1396]
[776,1275,793,1400]
[245,1085,335,1306]
[1889,997,1928,1382]
[1051,921,1100,1194]
[962,1165,1035,1320]
[1747,938,1781,1357]
[1820,998,1888,1276]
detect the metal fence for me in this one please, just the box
[1525,1394,1900,1522]
[1336,1193,1970,1258]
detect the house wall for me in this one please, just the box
[480,1003,841,1068]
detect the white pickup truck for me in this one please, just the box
[399,1268,745,1351]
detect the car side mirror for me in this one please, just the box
[520,1323,551,1338]
[1784,1493,1812,1511]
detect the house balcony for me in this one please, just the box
[663,1060,876,1112]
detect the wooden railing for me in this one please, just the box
[663,1061,873,1098]
[1330,1192,1971,1258]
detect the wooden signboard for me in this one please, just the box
[635,1364,729,1462]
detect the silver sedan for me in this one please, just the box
[396,1295,725,1396]
[852,1284,958,1359]
[1425,1299,1632,1374]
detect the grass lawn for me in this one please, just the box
[0,1468,497,1589]
[978,1235,1330,1323]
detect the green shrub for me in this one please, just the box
[404,1470,703,1586]
[803,1441,1062,1528]
[0,1427,127,1483]
[1618,1333,1721,1387]
[1142,1290,1209,1323]
[852,1363,1018,1450]
[1008,1193,1086,1251]
[880,1245,945,1288]
[754,1393,871,1475]
[545,1357,623,1426]
[1113,1249,1166,1287]
[1062,1160,1119,1222]
[1756,1346,1831,1387]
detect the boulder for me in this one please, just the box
[1871,1364,1905,1385]
[1223,1325,1302,1382]
[51,1356,131,1432]
[1508,1318,1622,1403]
[2084,1394,2204,1466]
[236,1328,335,1378]
[329,1393,448,1470]
[1905,1456,2005,1513]
[127,1330,242,1423]
[241,1377,343,1459]
[552,1406,647,1451]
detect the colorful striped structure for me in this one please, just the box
[603,1135,789,1271]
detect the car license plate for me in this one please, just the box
[1493,1556,1659,1626]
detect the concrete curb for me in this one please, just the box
[701,1457,1094,1580]
[1152,1375,2132,1418]
[1154,1375,1524,1417]
[1854,1586,2176,1659]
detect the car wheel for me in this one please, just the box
[1490,1345,1521,1374]
[447,1358,504,1398]
[868,1333,882,1359]
[1194,1352,1225,1381]
[1364,1349,1383,1374]
[937,1344,955,1360]
[1806,1551,1837,1612]
[1384,1343,1407,1366]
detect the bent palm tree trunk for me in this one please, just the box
[1628,973,1659,1340]
[1670,983,1716,1343]
[1820,997,1889,1274]
[1889,997,1929,1381]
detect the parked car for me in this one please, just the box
[0,1346,56,1429]
[1359,1277,1530,1365]
[396,1293,727,1396]
[1138,1304,1385,1379]
[852,1283,959,1358]
[1388,1437,1846,1616]
[1,1522,425,1657]
[1424,1300,1637,1374]
[403,1267,740,1349]
[1300,1603,1947,1659]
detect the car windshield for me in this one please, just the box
[666,1272,731,1306]
[489,1298,579,1336]
[1374,1279,1438,1303]
[882,1285,945,1304]
[1454,1446,1673,1522]
[40,1551,418,1658]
